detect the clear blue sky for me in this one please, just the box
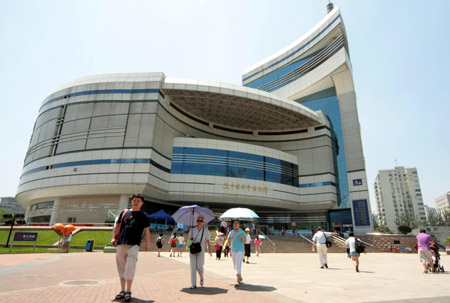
[1,0,449,212]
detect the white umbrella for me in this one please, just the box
[172,205,215,226]
[219,207,259,220]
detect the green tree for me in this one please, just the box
[0,209,13,224]
[419,211,441,227]
[375,225,392,234]
[439,210,450,227]
[395,212,418,234]
[397,225,412,234]
[372,213,379,230]
[444,237,450,246]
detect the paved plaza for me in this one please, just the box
[0,251,449,303]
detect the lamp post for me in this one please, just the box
[3,213,26,248]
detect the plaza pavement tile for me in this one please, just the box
[0,251,449,303]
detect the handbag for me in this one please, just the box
[113,209,128,246]
[190,228,204,254]
[324,232,332,247]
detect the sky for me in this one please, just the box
[0,0,449,212]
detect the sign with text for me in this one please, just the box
[353,179,363,186]
[13,232,38,242]
[10,232,39,253]
[352,199,370,226]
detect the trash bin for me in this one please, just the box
[85,240,94,252]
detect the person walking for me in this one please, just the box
[111,194,150,303]
[312,226,337,269]
[177,233,185,257]
[244,228,251,263]
[223,220,246,287]
[416,228,434,273]
[215,231,224,260]
[169,233,177,257]
[254,235,262,256]
[156,233,164,257]
[189,216,212,289]
[345,232,360,272]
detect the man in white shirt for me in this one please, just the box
[312,226,337,269]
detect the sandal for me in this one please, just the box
[115,291,125,300]
[124,292,132,302]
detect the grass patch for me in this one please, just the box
[71,230,112,247]
[0,230,60,245]
[0,247,86,254]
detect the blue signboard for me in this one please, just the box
[353,179,363,186]
[352,199,370,226]
[13,232,38,241]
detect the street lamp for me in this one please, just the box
[3,213,26,247]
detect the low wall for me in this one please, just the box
[358,234,418,253]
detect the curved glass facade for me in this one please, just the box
[296,87,350,208]
[171,147,299,187]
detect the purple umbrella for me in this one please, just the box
[172,205,215,227]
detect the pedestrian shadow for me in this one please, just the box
[235,283,277,292]
[112,299,154,303]
[358,270,375,274]
[181,287,228,295]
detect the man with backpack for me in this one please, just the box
[345,232,364,272]
[156,233,164,257]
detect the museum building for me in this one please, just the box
[16,4,373,234]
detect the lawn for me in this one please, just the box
[0,229,113,254]
[0,247,86,254]
[70,230,112,247]
[0,229,60,245]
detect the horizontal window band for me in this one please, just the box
[243,15,341,82]
[299,181,336,188]
[41,89,162,110]
[21,157,170,178]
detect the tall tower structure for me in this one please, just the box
[242,5,372,233]
[374,167,426,232]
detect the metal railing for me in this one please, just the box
[331,235,374,247]
[259,230,276,253]
[298,233,314,244]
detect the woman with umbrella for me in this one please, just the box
[189,216,212,288]
[222,220,247,287]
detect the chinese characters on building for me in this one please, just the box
[223,183,268,194]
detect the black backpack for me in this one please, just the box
[356,239,366,253]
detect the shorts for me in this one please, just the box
[244,244,251,257]
[178,244,184,248]
[419,249,433,263]
[171,243,176,248]
[156,243,163,249]
[350,251,360,257]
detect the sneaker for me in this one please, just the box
[356,266,359,272]
[324,263,328,268]
[200,279,204,286]
[320,266,324,269]
[190,285,196,289]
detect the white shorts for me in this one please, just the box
[116,245,140,280]
[418,249,432,263]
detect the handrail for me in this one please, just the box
[259,231,276,253]
[298,233,314,244]
[332,235,374,247]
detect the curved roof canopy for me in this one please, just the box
[162,80,323,131]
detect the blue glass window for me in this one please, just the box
[171,147,298,187]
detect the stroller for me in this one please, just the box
[429,242,445,273]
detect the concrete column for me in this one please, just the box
[118,195,130,211]
[25,205,31,222]
[49,198,60,225]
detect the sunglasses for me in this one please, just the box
[197,220,204,223]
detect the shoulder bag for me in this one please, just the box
[190,228,204,254]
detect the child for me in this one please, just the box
[156,233,164,257]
